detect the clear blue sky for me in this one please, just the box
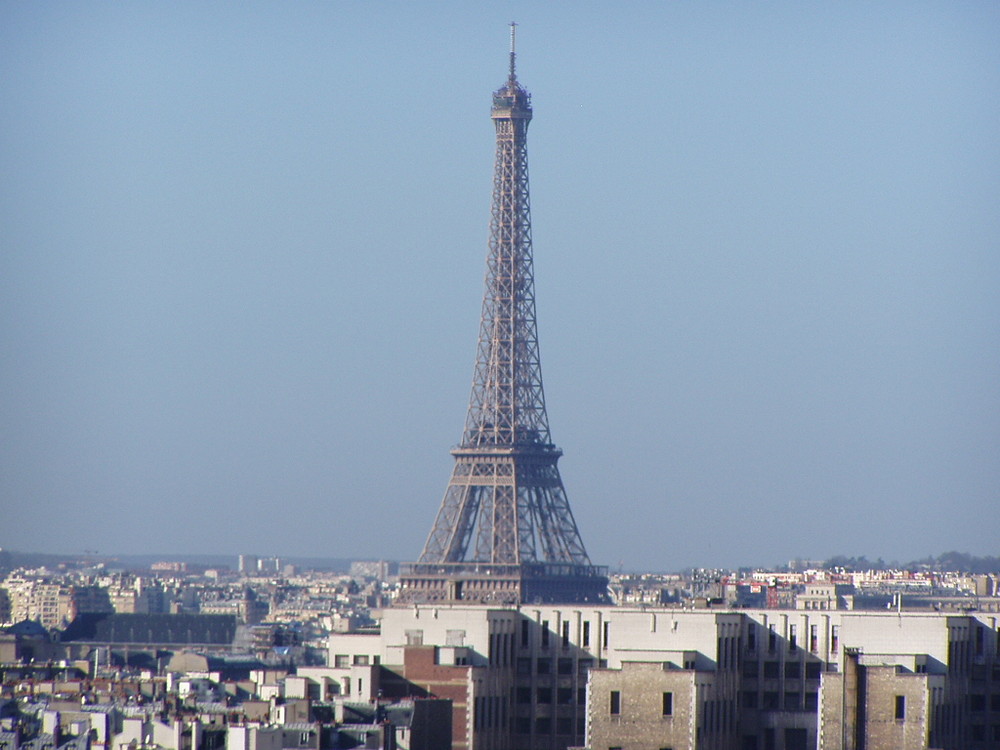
[2,2,997,571]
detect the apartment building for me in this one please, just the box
[361,605,1000,750]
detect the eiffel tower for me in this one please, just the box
[399,27,608,606]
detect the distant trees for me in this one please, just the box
[822,551,1000,574]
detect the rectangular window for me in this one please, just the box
[789,624,797,651]
[662,691,673,716]
[895,695,905,720]
[562,620,571,648]
[805,661,822,680]
[610,690,621,715]
[405,629,423,646]
[810,624,818,653]
[537,687,552,704]
[352,654,369,665]
[785,661,801,679]
[742,690,758,708]
[768,624,777,652]
[557,687,573,705]
[747,624,757,652]
[536,658,551,674]
[334,654,349,668]
[784,692,800,710]
[603,621,610,648]
[556,717,572,735]
[583,621,591,647]
[541,621,550,648]
[535,717,551,734]
[743,660,759,678]
[763,661,779,679]
[516,657,531,675]
[831,625,839,654]
[521,619,530,647]
[558,657,573,675]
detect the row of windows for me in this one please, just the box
[332,654,377,667]
[609,690,673,716]
[521,618,607,649]
[516,656,596,675]
[742,659,823,679]
[516,686,586,705]
[514,716,584,735]
[746,623,839,655]
[742,690,818,711]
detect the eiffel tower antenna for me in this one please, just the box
[399,29,608,606]
[509,21,517,81]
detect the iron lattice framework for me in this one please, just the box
[417,30,594,571]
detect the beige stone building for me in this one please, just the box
[361,604,999,750]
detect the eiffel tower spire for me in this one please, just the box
[400,28,608,605]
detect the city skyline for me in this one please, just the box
[2,3,998,570]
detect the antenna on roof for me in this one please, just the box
[509,22,517,81]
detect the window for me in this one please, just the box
[784,692,800,710]
[810,625,818,653]
[578,687,586,705]
[536,658,551,674]
[789,624,797,651]
[747,624,757,652]
[556,717,573,735]
[541,621,550,648]
[516,687,531,704]
[446,629,466,646]
[521,619,529,647]
[405,629,423,646]
[557,687,573,705]
[804,692,818,711]
[610,690,621,715]
[537,687,552,704]
[578,658,593,674]
[742,690,758,708]
[334,654,349,668]
[768,624,777,652]
[662,691,673,716]
[535,717,551,734]
[603,621,610,648]
[562,620,570,648]
[763,661,779,679]
[805,661,822,679]
[517,657,531,674]
[969,693,986,712]
[895,695,906,720]
[762,691,778,709]
[352,654,369,666]
[583,621,591,647]
[558,657,573,675]
[831,625,839,654]
[784,661,801,679]
[516,717,530,734]
[743,660,759,678]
